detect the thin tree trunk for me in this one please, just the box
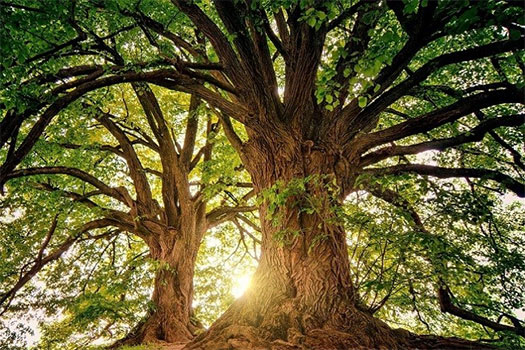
[113,226,203,346]
[137,255,197,343]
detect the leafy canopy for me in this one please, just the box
[0,0,524,348]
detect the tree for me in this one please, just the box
[1,0,524,349]
[0,74,255,344]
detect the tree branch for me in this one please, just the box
[366,183,524,337]
[343,39,524,140]
[92,106,155,209]
[326,1,365,31]
[360,114,525,166]
[171,0,245,88]
[355,88,524,153]
[206,205,257,229]
[438,285,524,337]
[5,166,131,203]
[181,95,201,167]
[0,218,118,315]
[362,164,524,197]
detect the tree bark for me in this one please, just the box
[186,138,398,349]
[186,136,492,349]
[113,224,204,346]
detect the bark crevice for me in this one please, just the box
[112,228,203,347]
[185,141,494,350]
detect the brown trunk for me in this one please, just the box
[186,137,492,350]
[186,140,401,349]
[114,224,204,347]
[135,256,197,343]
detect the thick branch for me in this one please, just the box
[206,203,256,229]
[5,167,131,204]
[181,95,201,167]
[362,164,524,197]
[133,83,194,225]
[360,114,525,166]
[93,107,155,209]
[355,88,524,152]
[171,0,245,88]
[343,39,524,139]
[438,286,524,337]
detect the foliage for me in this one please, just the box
[342,184,524,346]
[1,0,524,348]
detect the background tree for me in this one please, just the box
[0,80,256,346]
[1,0,524,349]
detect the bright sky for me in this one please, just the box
[231,273,252,299]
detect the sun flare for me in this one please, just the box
[231,273,252,299]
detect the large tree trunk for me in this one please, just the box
[186,137,492,350]
[187,139,401,349]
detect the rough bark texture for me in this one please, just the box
[122,250,198,344]
[113,212,206,347]
[186,139,384,349]
[115,267,195,345]
[186,136,492,350]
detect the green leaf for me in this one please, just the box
[358,96,368,108]
[307,17,317,27]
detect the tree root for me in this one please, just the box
[183,299,495,350]
[109,310,201,348]
[185,324,495,350]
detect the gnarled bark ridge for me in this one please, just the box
[112,222,205,346]
[186,137,493,350]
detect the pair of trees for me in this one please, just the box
[1,0,524,349]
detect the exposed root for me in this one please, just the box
[184,296,405,350]
[183,298,495,350]
[109,311,201,348]
[406,333,495,350]
[186,324,495,350]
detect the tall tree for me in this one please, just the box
[1,0,524,349]
[0,82,255,345]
